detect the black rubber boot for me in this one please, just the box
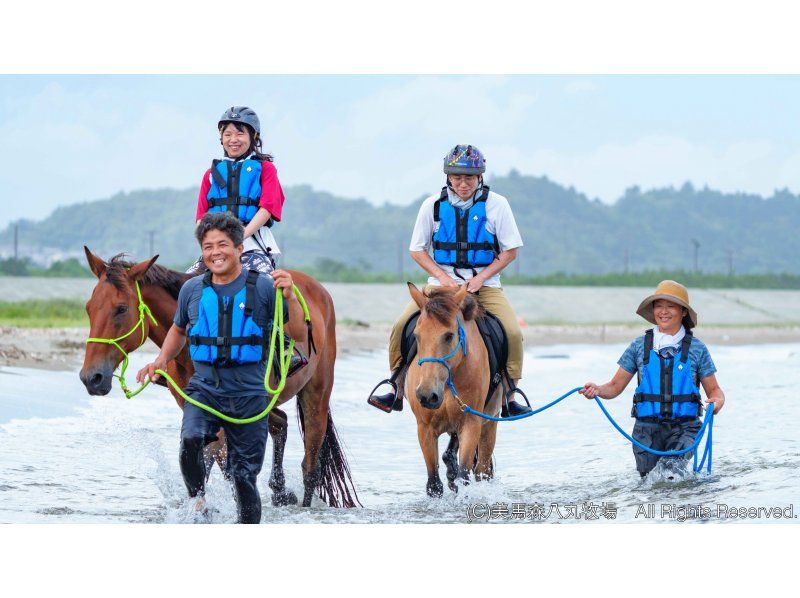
[368,392,403,413]
[277,337,308,378]
[367,369,403,413]
[179,436,207,497]
[501,399,532,417]
[233,477,262,524]
[286,347,308,378]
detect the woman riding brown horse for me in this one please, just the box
[79,246,359,509]
[404,283,501,497]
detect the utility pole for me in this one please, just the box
[727,249,734,276]
[147,230,155,257]
[691,238,700,273]
[624,248,630,274]
[13,224,18,275]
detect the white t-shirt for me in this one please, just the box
[245,226,281,259]
[409,189,523,288]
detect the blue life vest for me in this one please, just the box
[632,329,702,420]
[206,159,272,227]
[432,186,499,270]
[188,270,267,367]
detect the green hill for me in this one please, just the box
[1,173,798,275]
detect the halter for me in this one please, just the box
[85,275,313,425]
[416,318,468,405]
[86,279,159,398]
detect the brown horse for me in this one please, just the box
[79,247,359,508]
[404,283,501,497]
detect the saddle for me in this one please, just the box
[401,310,510,406]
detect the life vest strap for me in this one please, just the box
[431,241,496,251]
[633,392,701,404]
[208,196,260,207]
[189,334,266,347]
[680,331,693,362]
[210,159,227,188]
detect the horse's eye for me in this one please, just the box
[443,332,454,344]
[114,305,129,316]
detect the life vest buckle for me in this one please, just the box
[215,336,230,347]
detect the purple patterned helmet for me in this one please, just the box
[443,144,486,175]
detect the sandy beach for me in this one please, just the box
[3,278,800,371]
[3,321,799,372]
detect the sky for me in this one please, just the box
[1,75,799,229]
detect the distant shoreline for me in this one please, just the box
[3,323,798,373]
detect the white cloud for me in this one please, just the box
[491,135,799,202]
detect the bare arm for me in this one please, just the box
[136,324,187,383]
[700,374,725,414]
[466,248,518,292]
[579,367,635,400]
[271,269,307,342]
[410,250,458,287]
[243,208,272,240]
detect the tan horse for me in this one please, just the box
[79,247,359,508]
[404,283,501,497]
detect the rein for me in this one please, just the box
[86,278,312,425]
[416,318,468,407]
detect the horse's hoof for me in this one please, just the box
[271,490,298,507]
[426,481,444,498]
[448,480,459,493]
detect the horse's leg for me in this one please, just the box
[474,420,498,481]
[267,408,298,506]
[298,379,331,508]
[418,425,443,497]
[442,434,460,492]
[455,418,482,489]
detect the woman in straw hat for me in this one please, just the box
[579,280,725,478]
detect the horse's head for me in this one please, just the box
[79,246,158,396]
[409,282,483,410]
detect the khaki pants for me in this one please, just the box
[388,285,524,379]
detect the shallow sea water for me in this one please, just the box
[0,343,798,524]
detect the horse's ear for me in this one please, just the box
[453,285,468,309]
[128,255,159,281]
[459,293,479,321]
[84,246,106,279]
[407,282,427,309]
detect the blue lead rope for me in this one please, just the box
[463,386,583,421]
[463,386,715,474]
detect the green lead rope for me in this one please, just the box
[86,280,311,425]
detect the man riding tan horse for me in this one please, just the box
[368,144,531,418]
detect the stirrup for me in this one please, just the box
[367,379,402,413]
[286,348,308,378]
[501,386,532,417]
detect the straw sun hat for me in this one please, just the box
[636,280,698,328]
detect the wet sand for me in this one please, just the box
[3,322,799,372]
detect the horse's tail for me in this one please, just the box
[297,404,362,508]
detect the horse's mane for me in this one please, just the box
[424,286,484,325]
[105,254,193,300]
